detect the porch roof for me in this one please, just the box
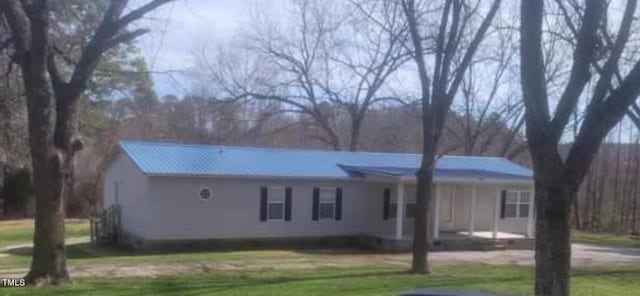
[338,163,532,181]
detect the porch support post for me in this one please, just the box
[526,185,534,237]
[493,189,500,239]
[395,181,405,239]
[433,184,440,239]
[468,184,477,237]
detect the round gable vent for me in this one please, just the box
[199,187,213,201]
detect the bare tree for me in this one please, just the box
[199,0,410,151]
[402,0,501,274]
[519,0,640,294]
[446,35,527,158]
[0,0,173,284]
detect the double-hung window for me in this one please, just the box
[267,187,285,220]
[505,190,531,218]
[318,188,336,219]
[389,203,417,219]
[389,188,416,219]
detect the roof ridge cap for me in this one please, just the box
[119,140,423,157]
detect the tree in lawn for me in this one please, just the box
[0,0,173,284]
[519,0,640,294]
[401,0,501,273]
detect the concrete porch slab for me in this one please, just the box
[359,231,534,252]
[455,231,526,239]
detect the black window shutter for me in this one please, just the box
[285,187,292,221]
[383,188,391,220]
[312,187,320,220]
[260,187,268,221]
[335,187,343,221]
[500,190,507,219]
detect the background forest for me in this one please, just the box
[0,0,637,237]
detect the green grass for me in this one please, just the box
[0,220,91,268]
[0,219,331,270]
[0,220,89,249]
[2,221,639,295]
[1,242,310,270]
[573,231,640,248]
[2,265,640,296]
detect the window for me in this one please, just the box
[267,187,285,220]
[389,203,416,219]
[505,190,531,218]
[319,188,335,219]
[199,187,212,201]
[405,203,416,219]
[389,203,398,218]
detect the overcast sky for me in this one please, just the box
[134,0,285,97]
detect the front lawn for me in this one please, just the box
[573,231,640,248]
[2,220,639,295]
[2,265,640,296]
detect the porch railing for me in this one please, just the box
[90,204,120,245]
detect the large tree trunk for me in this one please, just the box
[412,166,433,274]
[534,178,573,296]
[412,142,435,274]
[2,0,173,286]
[26,154,69,284]
[21,72,70,284]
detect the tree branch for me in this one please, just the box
[118,0,173,28]
[104,28,149,50]
[67,0,173,97]
[549,0,605,141]
[519,0,552,142]
[446,0,501,98]
[1,0,32,57]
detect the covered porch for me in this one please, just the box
[341,161,535,251]
[390,181,535,241]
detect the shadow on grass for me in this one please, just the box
[37,269,527,296]
[4,243,253,260]
[5,242,394,261]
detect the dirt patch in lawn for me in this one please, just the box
[1,243,639,279]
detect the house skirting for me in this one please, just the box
[114,230,533,252]
[118,232,359,251]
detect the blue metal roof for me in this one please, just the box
[118,141,533,180]
[338,165,532,180]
